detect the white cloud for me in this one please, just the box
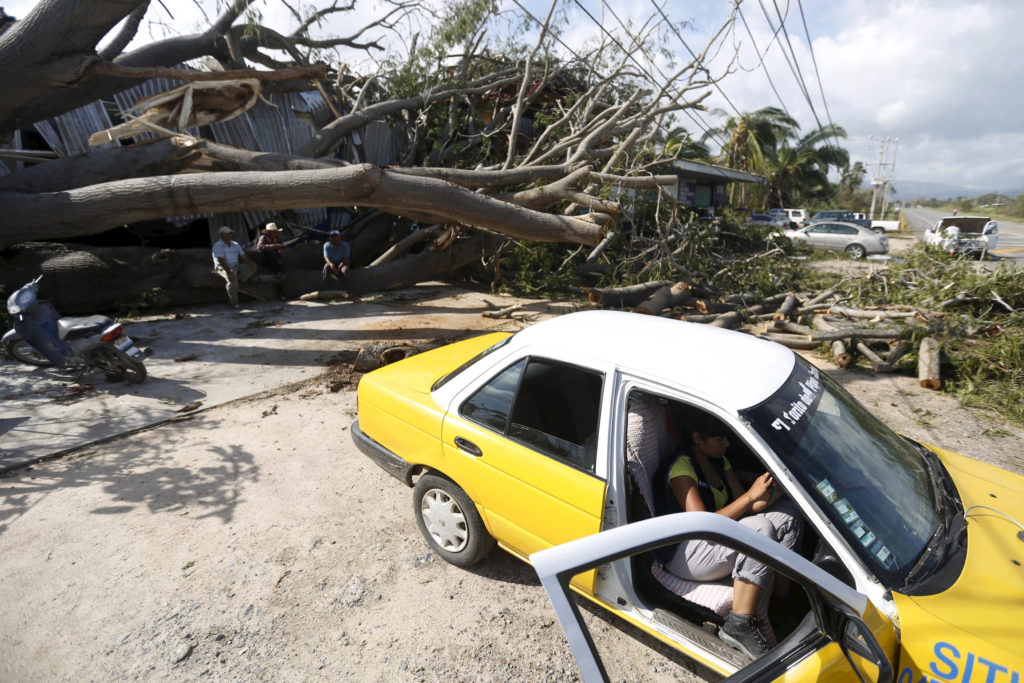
[686,0,1024,192]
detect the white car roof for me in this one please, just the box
[509,310,795,412]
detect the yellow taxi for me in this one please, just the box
[352,310,1024,681]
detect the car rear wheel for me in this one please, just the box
[413,474,495,567]
[845,244,866,259]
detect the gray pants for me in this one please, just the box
[665,500,804,591]
[216,264,256,305]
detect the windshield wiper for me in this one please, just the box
[902,442,963,588]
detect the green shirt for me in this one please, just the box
[668,454,732,510]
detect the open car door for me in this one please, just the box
[530,512,896,683]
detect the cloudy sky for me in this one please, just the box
[7,0,1022,196]
[551,0,1024,197]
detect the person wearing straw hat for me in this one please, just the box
[256,222,288,299]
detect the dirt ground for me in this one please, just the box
[2,244,1022,682]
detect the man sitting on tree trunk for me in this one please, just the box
[256,222,287,299]
[322,228,350,291]
[212,225,258,308]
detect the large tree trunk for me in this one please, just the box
[2,163,604,246]
[1,237,492,313]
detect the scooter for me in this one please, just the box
[3,275,151,383]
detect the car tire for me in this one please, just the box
[845,244,866,259]
[413,473,495,567]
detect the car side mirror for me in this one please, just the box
[837,610,893,683]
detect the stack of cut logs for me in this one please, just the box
[586,281,944,390]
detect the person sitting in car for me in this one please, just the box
[663,414,803,659]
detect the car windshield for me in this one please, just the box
[740,358,941,585]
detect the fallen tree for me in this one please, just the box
[0,0,738,306]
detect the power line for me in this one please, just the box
[647,0,745,121]
[796,0,841,148]
[760,0,843,152]
[736,5,792,117]
[570,0,727,149]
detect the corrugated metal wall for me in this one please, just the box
[7,74,403,245]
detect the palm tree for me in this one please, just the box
[839,161,867,195]
[661,126,711,160]
[707,106,799,207]
[763,124,849,209]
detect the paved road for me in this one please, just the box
[902,206,1024,262]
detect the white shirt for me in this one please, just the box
[212,239,245,269]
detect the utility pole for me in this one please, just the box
[868,136,898,220]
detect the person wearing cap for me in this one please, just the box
[322,228,350,289]
[212,225,258,307]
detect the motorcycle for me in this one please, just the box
[3,275,151,383]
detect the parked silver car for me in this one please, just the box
[748,213,789,230]
[780,221,889,258]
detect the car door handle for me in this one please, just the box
[454,437,483,457]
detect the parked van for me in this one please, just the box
[768,208,808,229]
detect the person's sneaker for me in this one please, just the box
[719,611,771,659]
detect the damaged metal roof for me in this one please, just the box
[6,74,400,244]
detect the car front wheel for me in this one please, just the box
[845,243,866,259]
[413,474,495,567]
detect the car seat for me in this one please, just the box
[625,393,776,644]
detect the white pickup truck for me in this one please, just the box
[853,212,902,233]
[923,215,998,255]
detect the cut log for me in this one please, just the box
[829,305,919,319]
[587,280,672,308]
[801,287,837,309]
[482,303,523,319]
[918,337,942,389]
[773,320,812,336]
[666,282,694,309]
[760,333,819,350]
[809,328,902,343]
[812,316,838,333]
[720,292,759,305]
[856,342,893,373]
[633,285,672,315]
[773,294,799,321]
[710,303,770,329]
[831,340,852,367]
[886,341,912,365]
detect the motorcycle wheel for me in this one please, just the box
[4,337,53,366]
[89,345,148,384]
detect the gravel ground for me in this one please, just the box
[2,256,1021,682]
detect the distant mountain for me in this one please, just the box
[883,180,1023,201]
